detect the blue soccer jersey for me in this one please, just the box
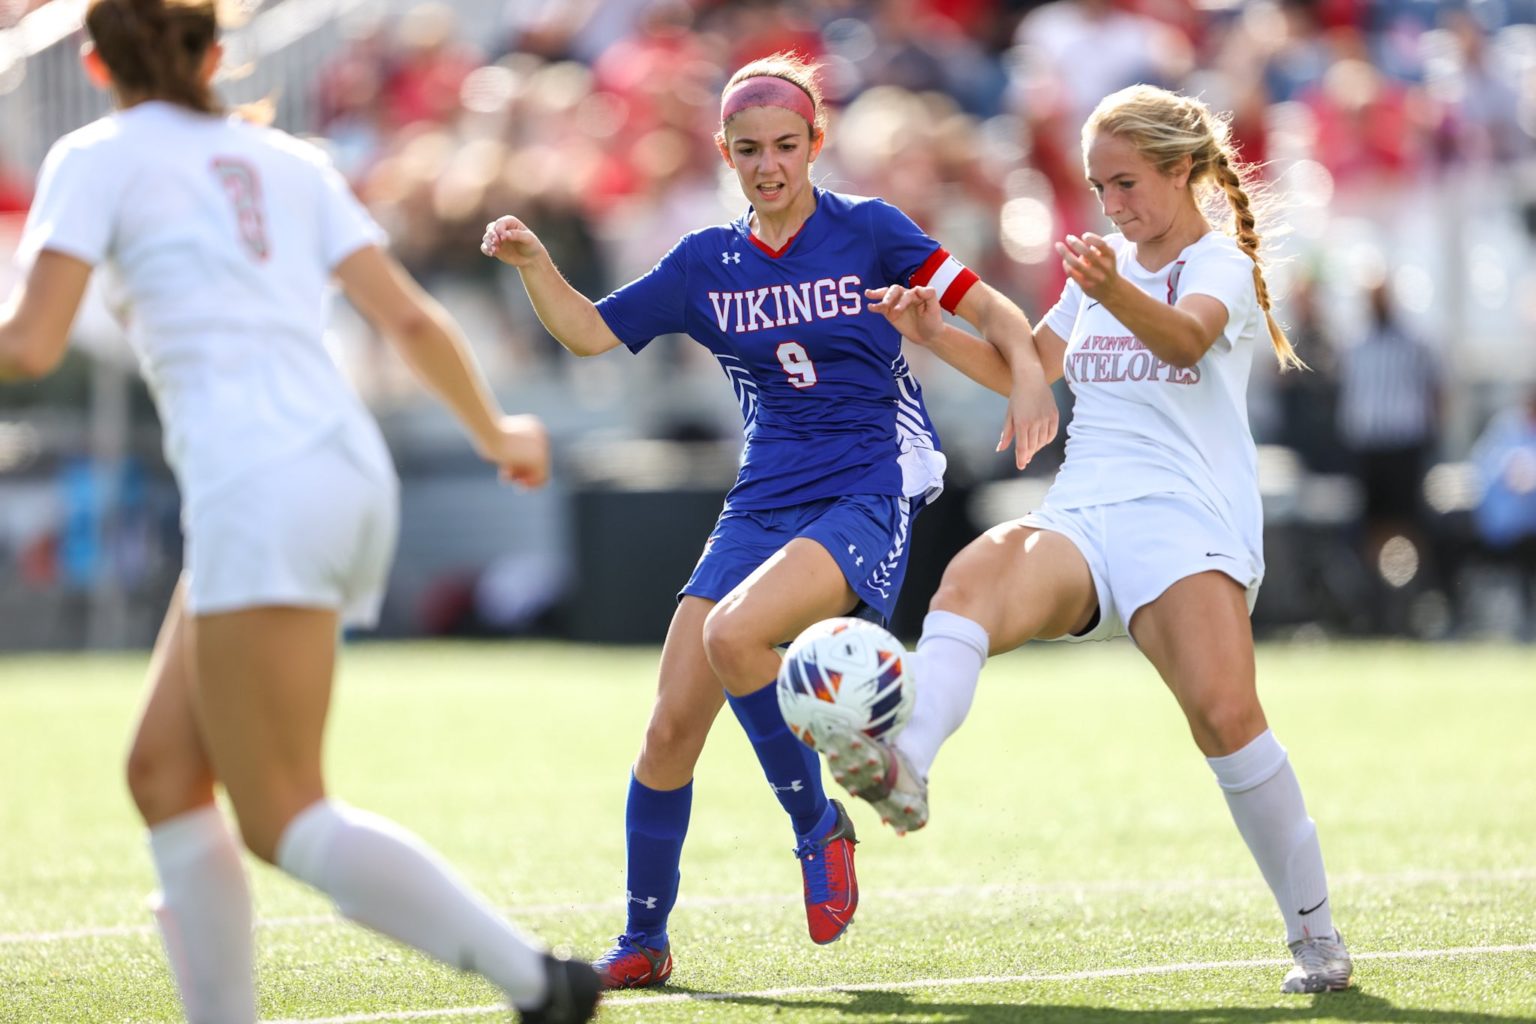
[595,189,977,512]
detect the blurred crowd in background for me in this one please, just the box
[2,0,1536,647]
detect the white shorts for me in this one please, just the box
[183,429,399,627]
[1023,492,1263,643]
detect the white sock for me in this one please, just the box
[147,804,256,1024]
[893,610,989,780]
[275,799,548,1008]
[1207,730,1334,943]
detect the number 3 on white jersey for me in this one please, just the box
[776,341,818,389]
[212,157,270,262]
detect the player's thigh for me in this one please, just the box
[1130,570,1264,756]
[933,521,1098,653]
[126,577,217,824]
[192,605,339,862]
[707,536,859,650]
[636,596,729,787]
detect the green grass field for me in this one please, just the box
[2,640,1534,1023]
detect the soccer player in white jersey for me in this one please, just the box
[0,1,599,1020]
[815,84,1355,995]
[483,52,1057,988]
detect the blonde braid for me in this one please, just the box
[1087,85,1307,372]
[1212,151,1306,371]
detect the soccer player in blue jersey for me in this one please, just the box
[483,52,1058,988]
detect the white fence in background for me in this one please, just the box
[0,0,378,172]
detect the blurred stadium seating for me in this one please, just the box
[1,0,1534,647]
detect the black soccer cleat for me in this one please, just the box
[518,951,603,1023]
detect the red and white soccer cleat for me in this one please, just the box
[593,933,673,989]
[822,730,929,835]
[795,798,859,944]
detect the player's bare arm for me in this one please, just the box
[481,214,624,357]
[869,284,1067,397]
[868,284,1009,396]
[335,244,549,486]
[1057,232,1229,367]
[869,280,1059,469]
[954,282,1059,471]
[0,250,92,380]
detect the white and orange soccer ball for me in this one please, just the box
[776,617,915,751]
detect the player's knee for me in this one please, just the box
[124,739,214,824]
[1188,698,1266,756]
[929,561,990,620]
[700,604,755,683]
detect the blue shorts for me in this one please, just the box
[682,494,917,623]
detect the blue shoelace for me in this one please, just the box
[595,933,657,967]
[794,836,833,904]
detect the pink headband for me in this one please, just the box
[720,76,816,127]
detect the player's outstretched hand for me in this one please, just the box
[480,216,548,268]
[865,284,942,346]
[996,380,1059,472]
[1055,232,1120,302]
[479,414,551,487]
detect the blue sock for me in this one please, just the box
[727,684,830,841]
[624,773,691,948]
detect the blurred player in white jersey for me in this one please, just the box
[483,52,1058,988]
[0,1,598,1020]
[815,84,1355,995]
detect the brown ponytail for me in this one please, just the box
[1085,85,1307,372]
[85,0,221,114]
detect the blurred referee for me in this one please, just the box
[1338,280,1444,626]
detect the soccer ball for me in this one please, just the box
[776,617,915,751]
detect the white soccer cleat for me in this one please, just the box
[818,729,928,835]
[1281,930,1353,994]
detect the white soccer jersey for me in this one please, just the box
[18,101,389,511]
[1039,231,1265,560]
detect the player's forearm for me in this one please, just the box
[974,291,1052,390]
[1100,282,1211,368]
[0,316,27,379]
[925,324,1013,397]
[391,302,505,452]
[0,319,62,380]
[517,257,622,357]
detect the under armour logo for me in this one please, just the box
[626,890,659,910]
[771,780,805,794]
[848,543,863,567]
[722,251,740,264]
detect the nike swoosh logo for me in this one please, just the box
[1086,301,1101,310]
[1299,897,1328,916]
[1205,552,1233,559]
